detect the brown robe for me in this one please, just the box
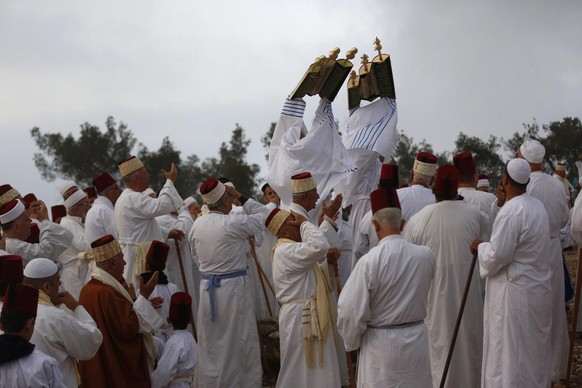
[79,278,150,388]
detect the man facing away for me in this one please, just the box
[338,186,435,387]
[471,158,552,387]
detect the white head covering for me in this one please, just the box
[507,158,531,184]
[64,189,87,210]
[184,196,198,208]
[23,258,58,279]
[477,178,490,189]
[58,181,78,198]
[519,140,545,164]
[0,199,25,224]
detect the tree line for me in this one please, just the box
[30,116,582,199]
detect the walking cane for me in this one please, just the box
[439,252,478,388]
[566,247,582,388]
[174,239,198,341]
[332,262,357,388]
[248,237,281,307]
[248,237,274,317]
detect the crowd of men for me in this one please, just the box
[0,134,580,388]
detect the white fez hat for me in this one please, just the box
[184,196,198,208]
[507,158,531,184]
[200,178,226,205]
[519,140,545,164]
[118,156,145,177]
[0,199,25,225]
[58,181,78,198]
[64,189,87,211]
[23,258,59,279]
[291,172,316,194]
[477,178,490,188]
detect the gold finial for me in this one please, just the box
[329,47,340,60]
[361,54,369,67]
[349,70,357,82]
[346,47,358,61]
[374,37,383,57]
[314,55,326,65]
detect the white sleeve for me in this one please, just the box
[133,295,166,333]
[151,341,182,388]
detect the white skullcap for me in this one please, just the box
[507,158,531,184]
[23,258,58,279]
[58,181,78,198]
[477,178,490,188]
[184,196,198,208]
[519,140,545,164]
[0,199,25,224]
[144,188,156,198]
[64,189,87,210]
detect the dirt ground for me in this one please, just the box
[259,248,582,387]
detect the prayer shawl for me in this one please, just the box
[268,97,356,208]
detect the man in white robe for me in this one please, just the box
[518,140,569,383]
[85,172,122,243]
[454,151,497,240]
[338,186,435,387]
[115,156,183,287]
[188,178,269,387]
[266,207,341,387]
[57,188,92,299]
[397,151,438,222]
[1,199,72,266]
[404,165,486,387]
[471,158,552,387]
[24,258,103,388]
[0,283,66,388]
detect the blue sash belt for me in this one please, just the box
[201,269,247,321]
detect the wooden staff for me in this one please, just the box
[174,239,197,341]
[248,237,281,307]
[440,252,478,388]
[332,262,357,388]
[248,237,274,317]
[566,248,582,388]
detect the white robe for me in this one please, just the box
[84,195,117,243]
[0,347,66,388]
[57,216,91,299]
[188,198,268,388]
[337,234,435,388]
[336,219,353,288]
[6,220,72,266]
[571,195,582,331]
[403,200,485,388]
[478,194,552,387]
[31,302,103,388]
[458,187,497,240]
[527,171,570,381]
[255,202,280,318]
[397,184,436,223]
[156,209,198,324]
[272,221,340,388]
[151,330,198,388]
[115,179,182,287]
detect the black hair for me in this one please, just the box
[0,310,31,333]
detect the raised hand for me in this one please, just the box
[161,163,178,182]
[139,271,159,299]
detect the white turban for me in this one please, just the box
[520,140,545,164]
[507,158,531,184]
[23,258,58,279]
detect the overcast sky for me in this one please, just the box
[1,0,581,206]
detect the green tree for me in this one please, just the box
[30,117,137,186]
[260,122,276,162]
[390,131,448,184]
[454,132,505,185]
[202,124,261,196]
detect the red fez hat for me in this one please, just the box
[200,177,219,195]
[169,292,192,326]
[93,172,117,193]
[146,240,170,267]
[83,187,97,199]
[0,184,13,196]
[91,234,115,248]
[479,174,488,179]
[416,152,438,164]
[453,151,476,177]
[25,223,40,244]
[0,255,24,288]
[433,165,459,197]
[291,172,313,180]
[22,193,38,209]
[51,205,66,222]
[379,164,399,189]
[370,187,401,214]
[0,184,20,204]
[2,284,39,317]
